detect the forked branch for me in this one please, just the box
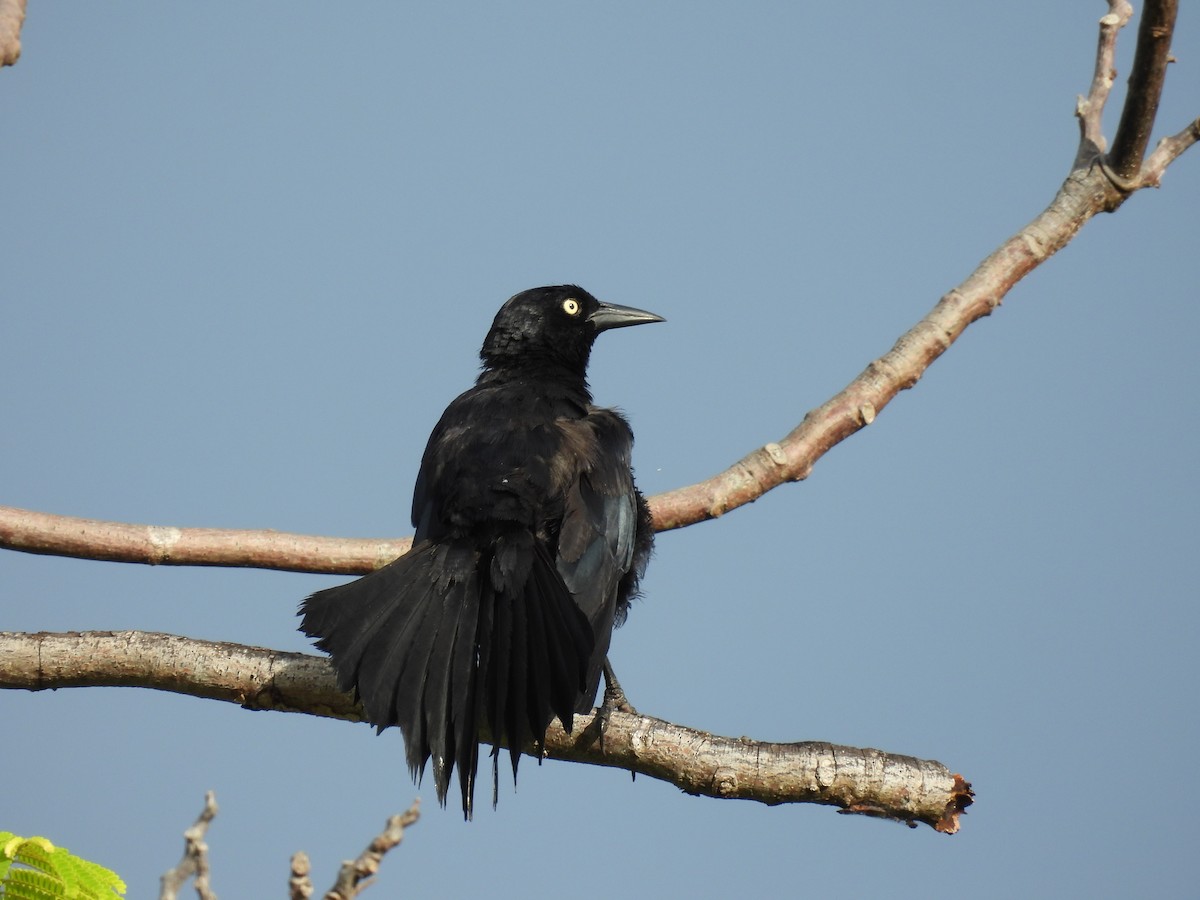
[159,791,218,900]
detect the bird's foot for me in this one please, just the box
[601,658,636,715]
[602,677,636,717]
[597,659,638,756]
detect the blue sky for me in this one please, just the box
[3,4,1197,897]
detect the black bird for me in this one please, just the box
[300,285,661,818]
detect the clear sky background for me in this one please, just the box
[4,4,1197,897]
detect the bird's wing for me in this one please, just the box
[554,408,643,708]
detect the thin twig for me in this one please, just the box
[0,0,26,67]
[160,791,219,900]
[289,852,313,900]
[320,802,421,900]
[1140,116,1200,185]
[1075,0,1133,155]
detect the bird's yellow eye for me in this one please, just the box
[562,298,581,316]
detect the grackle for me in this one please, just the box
[300,285,662,818]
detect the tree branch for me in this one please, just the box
[289,852,312,900]
[1108,0,1179,179]
[160,791,219,900]
[1140,116,1200,183]
[1075,1,1133,155]
[315,803,421,900]
[0,0,25,67]
[0,630,973,833]
[0,505,406,576]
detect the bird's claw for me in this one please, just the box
[597,659,637,754]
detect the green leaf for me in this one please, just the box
[0,833,125,898]
[7,866,64,898]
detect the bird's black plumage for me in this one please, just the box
[299,285,660,817]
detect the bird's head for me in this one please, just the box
[479,285,663,378]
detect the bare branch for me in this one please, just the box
[551,716,973,834]
[318,803,421,900]
[0,630,972,832]
[650,183,1108,530]
[0,505,406,575]
[1141,116,1200,184]
[1108,0,1179,179]
[0,629,361,719]
[0,0,26,67]
[1074,1,1133,154]
[160,791,219,900]
[289,853,313,900]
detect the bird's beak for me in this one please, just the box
[588,301,666,332]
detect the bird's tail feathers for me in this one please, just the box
[299,534,594,818]
[481,532,594,795]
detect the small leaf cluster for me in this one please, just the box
[0,833,125,898]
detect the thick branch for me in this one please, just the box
[0,630,973,833]
[1108,0,1178,178]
